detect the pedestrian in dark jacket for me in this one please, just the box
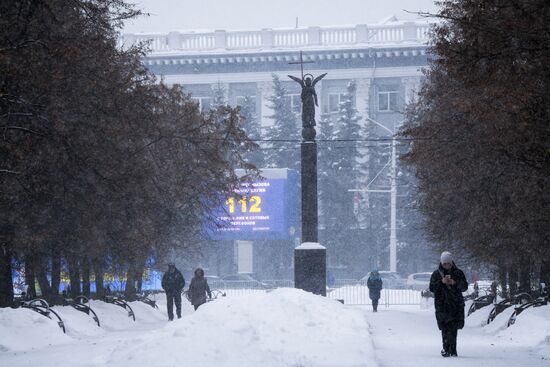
[367,270,383,312]
[429,251,468,357]
[188,267,212,311]
[161,263,185,320]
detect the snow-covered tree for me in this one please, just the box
[211,82,227,109]
[320,81,365,268]
[264,74,300,169]
[239,96,265,168]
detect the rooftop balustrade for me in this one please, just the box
[121,20,432,55]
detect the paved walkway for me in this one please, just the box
[364,306,546,367]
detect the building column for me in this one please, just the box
[315,80,324,121]
[355,77,372,118]
[236,240,254,274]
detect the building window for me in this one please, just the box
[327,92,348,113]
[236,96,257,114]
[191,96,212,112]
[378,90,399,112]
[284,94,301,113]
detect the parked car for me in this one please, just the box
[221,274,269,289]
[407,272,433,290]
[358,271,407,289]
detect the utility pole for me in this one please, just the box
[389,132,397,273]
[350,118,403,273]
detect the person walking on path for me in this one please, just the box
[367,270,383,312]
[429,251,468,357]
[161,262,185,321]
[188,267,212,311]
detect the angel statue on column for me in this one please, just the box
[288,72,327,129]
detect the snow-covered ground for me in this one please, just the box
[1,289,548,366]
[367,303,549,366]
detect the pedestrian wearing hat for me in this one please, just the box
[367,270,383,312]
[188,267,212,311]
[429,251,468,357]
[161,263,185,320]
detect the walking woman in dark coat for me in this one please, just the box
[367,270,383,312]
[429,251,468,357]
[188,268,212,311]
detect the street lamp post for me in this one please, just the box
[350,117,403,273]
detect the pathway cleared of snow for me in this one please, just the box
[363,305,548,367]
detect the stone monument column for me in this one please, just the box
[288,66,327,296]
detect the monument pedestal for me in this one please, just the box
[294,242,326,296]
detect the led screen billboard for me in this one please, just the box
[206,168,298,240]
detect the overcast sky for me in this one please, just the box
[124,0,439,33]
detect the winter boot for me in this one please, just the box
[450,345,457,357]
[441,349,451,357]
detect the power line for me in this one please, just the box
[254,144,403,151]
[247,137,438,143]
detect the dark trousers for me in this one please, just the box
[166,292,182,320]
[372,299,379,312]
[441,322,458,354]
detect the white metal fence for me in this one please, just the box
[204,280,422,305]
[327,287,422,306]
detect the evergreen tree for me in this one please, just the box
[322,81,365,268]
[211,82,227,109]
[264,74,300,169]
[363,120,391,270]
[239,96,265,168]
[318,112,341,269]
[318,112,338,225]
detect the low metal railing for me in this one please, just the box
[327,286,422,306]
[200,279,422,305]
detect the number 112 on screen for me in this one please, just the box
[225,196,262,214]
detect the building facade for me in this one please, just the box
[122,17,430,134]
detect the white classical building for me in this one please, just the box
[122,17,430,134]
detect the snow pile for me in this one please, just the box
[107,288,376,367]
[57,299,167,334]
[466,301,550,360]
[0,307,71,351]
[52,305,106,337]
[494,305,550,358]
[483,306,516,334]
[465,303,493,328]
[0,299,169,351]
